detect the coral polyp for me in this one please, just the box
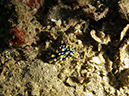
[9,29,26,46]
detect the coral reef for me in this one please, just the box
[0,0,129,95]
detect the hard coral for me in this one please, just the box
[9,29,26,46]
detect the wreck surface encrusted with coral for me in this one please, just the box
[0,0,129,95]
